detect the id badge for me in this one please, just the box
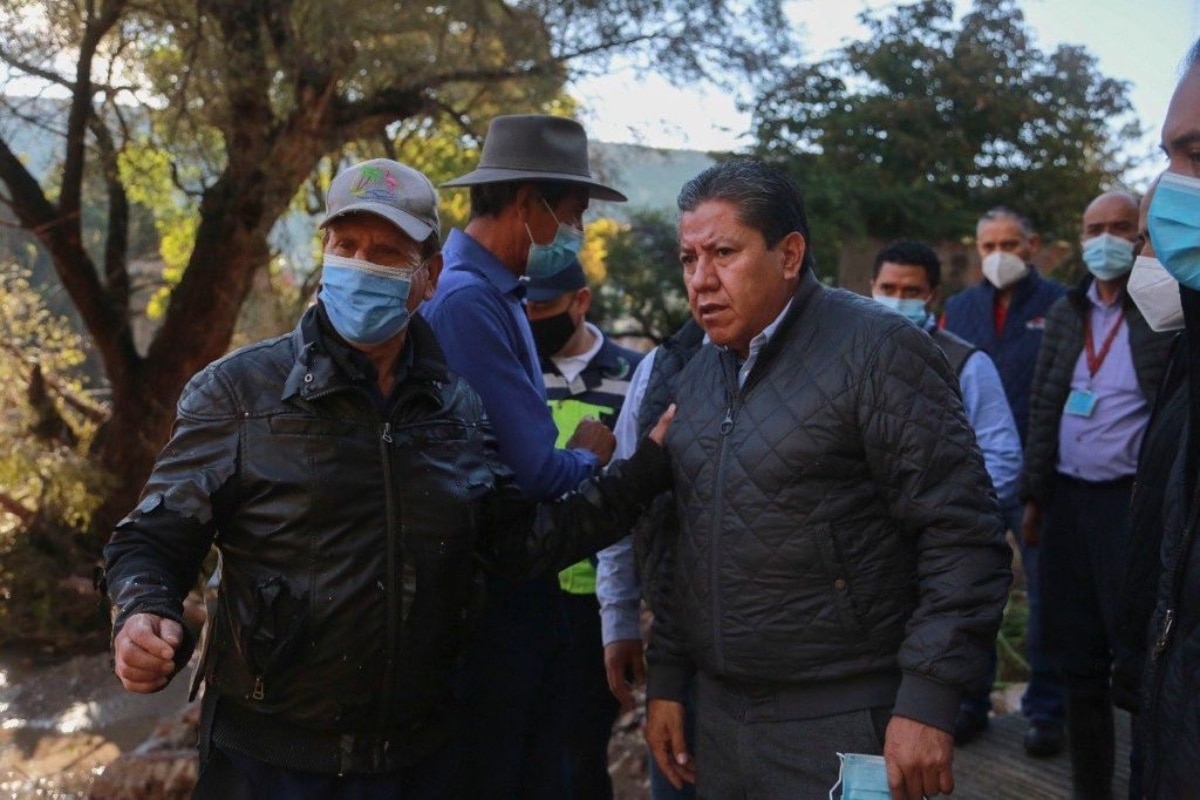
[1064,388,1097,417]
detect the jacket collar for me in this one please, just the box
[443,228,525,300]
[282,306,450,404]
[717,268,823,387]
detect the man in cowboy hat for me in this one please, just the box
[424,114,628,798]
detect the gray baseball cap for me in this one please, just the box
[321,159,440,242]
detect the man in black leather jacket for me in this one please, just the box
[101,158,670,799]
[642,160,1012,800]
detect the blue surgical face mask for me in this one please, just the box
[1081,233,1135,281]
[1148,171,1200,290]
[320,253,421,346]
[526,200,584,280]
[872,294,929,325]
[830,752,891,800]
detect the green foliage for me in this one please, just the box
[751,0,1141,249]
[0,264,104,528]
[590,208,691,343]
[0,262,110,651]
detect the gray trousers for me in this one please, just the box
[695,675,890,799]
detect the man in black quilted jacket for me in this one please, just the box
[642,159,1012,800]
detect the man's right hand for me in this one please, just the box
[648,404,676,447]
[604,639,645,712]
[646,698,695,790]
[1022,500,1042,547]
[567,418,616,466]
[113,612,183,693]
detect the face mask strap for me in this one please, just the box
[324,252,422,281]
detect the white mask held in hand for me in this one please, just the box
[981,251,1030,290]
[1127,255,1184,332]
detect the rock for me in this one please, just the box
[88,698,200,800]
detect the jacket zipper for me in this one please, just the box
[710,356,742,674]
[375,421,398,743]
[1143,476,1200,794]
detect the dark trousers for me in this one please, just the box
[1040,475,1133,691]
[960,503,1066,724]
[194,742,462,800]
[455,574,570,800]
[560,591,620,800]
[1040,474,1133,799]
[694,674,889,798]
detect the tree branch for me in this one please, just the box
[0,341,111,424]
[0,491,35,526]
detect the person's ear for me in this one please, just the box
[778,232,806,279]
[574,286,592,316]
[421,252,443,301]
[1028,233,1043,256]
[515,183,542,225]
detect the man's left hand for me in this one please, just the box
[884,715,954,799]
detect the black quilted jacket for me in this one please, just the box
[102,307,669,773]
[646,271,1012,733]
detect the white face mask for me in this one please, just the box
[1127,255,1184,332]
[981,251,1030,290]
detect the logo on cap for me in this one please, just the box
[352,165,401,202]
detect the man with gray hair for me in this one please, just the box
[940,207,1068,755]
[644,159,1011,799]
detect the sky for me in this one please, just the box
[570,0,1200,189]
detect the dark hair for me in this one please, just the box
[977,206,1035,238]
[676,159,814,269]
[872,240,941,289]
[468,180,581,219]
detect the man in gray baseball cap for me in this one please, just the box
[102,155,676,798]
[424,114,627,798]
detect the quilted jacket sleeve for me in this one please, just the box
[642,552,695,704]
[1021,297,1075,505]
[858,322,1012,733]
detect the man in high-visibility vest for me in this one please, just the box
[527,259,643,800]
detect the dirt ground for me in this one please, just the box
[0,649,653,799]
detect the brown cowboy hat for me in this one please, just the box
[441,114,627,202]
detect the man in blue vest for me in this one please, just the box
[527,260,643,800]
[940,208,1068,755]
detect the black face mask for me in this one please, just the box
[530,310,577,358]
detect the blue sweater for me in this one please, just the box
[423,229,598,499]
[942,270,1066,444]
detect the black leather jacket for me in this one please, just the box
[102,307,668,773]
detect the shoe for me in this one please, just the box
[953,710,989,745]
[1024,719,1065,757]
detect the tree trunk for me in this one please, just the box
[88,380,178,553]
